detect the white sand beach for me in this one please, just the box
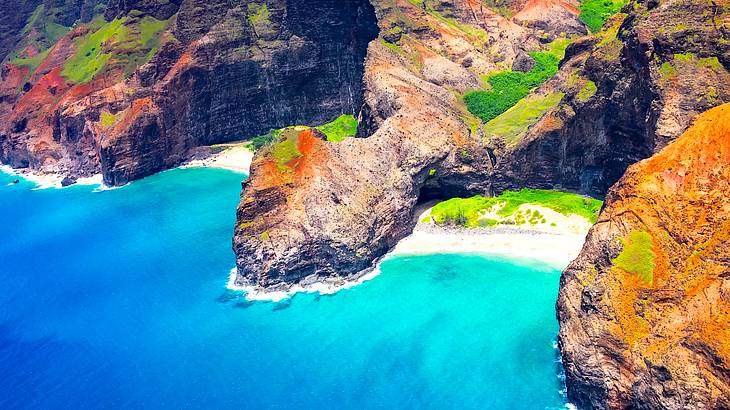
[228,202,592,301]
[390,226,588,270]
[183,144,254,174]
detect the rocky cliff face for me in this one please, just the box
[493,0,730,196]
[0,0,378,185]
[233,0,538,288]
[557,103,730,409]
[232,0,729,290]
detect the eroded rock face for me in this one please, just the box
[233,0,535,288]
[0,0,379,185]
[557,103,730,409]
[493,0,730,196]
[233,0,730,290]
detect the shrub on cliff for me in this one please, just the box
[579,0,627,33]
[464,45,564,123]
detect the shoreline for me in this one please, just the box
[228,223,589,302]
[181,144,254,174]
[1,143,254,190]
[0,165,104,190]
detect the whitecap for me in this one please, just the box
[226,264,382,302]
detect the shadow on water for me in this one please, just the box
[233,300,255,309]
[272,300,293,311]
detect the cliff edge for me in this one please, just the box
[557,103,730,409]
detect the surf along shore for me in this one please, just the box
[230,189,603,302]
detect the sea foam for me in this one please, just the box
[227,265,382,302]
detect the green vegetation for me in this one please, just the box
[247,2,275,35]
[464,39,569,123]
[61,17,124,83]
[246,115,358,151]
[7,5,70,73]
[316,114,358,142]
[100,111,117,128]
[247,128,282,151]
[579,0,627,33]
[61,16,170,84]
[429,189,604,228]
[577,80,597,102]
[430,195,501,228]
[659,53,725,81]
[9,48,51,74]
[482,92,564,145]
[247,3,271,26]
[612,230,655,285]
[270,130,302,172]
[21,5,70,44]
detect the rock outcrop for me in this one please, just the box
[233,0,730,290]
[233,0,536,288]
[0,0,378,185]
[557,103,730,409]
[493,0,730,196]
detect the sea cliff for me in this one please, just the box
[557,103,730,409]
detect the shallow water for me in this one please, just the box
[0,168,568,409]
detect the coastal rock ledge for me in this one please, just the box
[557,103,730,409]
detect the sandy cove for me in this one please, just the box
[182,144,254,174]
[230,204,592,302]
[2,142,254,189]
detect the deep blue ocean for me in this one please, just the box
[0,168,568,409]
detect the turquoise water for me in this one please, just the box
[0,168,568,409]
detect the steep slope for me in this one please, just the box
[232,0,729,290]
[557,103,730,409]
[493,0,730,195]
[0,0,378,185]
[232,0,542,288]
[0,0,106,62]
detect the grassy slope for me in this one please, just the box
[61,16,170,84]
[482,92,565,145]
[430,189,604,228]
[612,230,655,285]
[464,38,570,123]
[247,114,358,151]
[579,0,627,33]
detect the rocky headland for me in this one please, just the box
[1,0,378,185]
[2,0,730,407]
[557,102,730,409]
[232,0,729,290]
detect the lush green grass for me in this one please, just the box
[61,18,126,83]
[430,196,499,228]
[482,92,564,145]
[61,16,170,84]
[429,189,604,228]
[247,129,282,151]
[269,129,302,172]
[247,3,271,26]
[9,48,51,74]
[612,230,655,285]
[246,114,358,151]
[496,189,603,222]
[464,39,569,123]
[316,114,358,142]
[579,0,627,33]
